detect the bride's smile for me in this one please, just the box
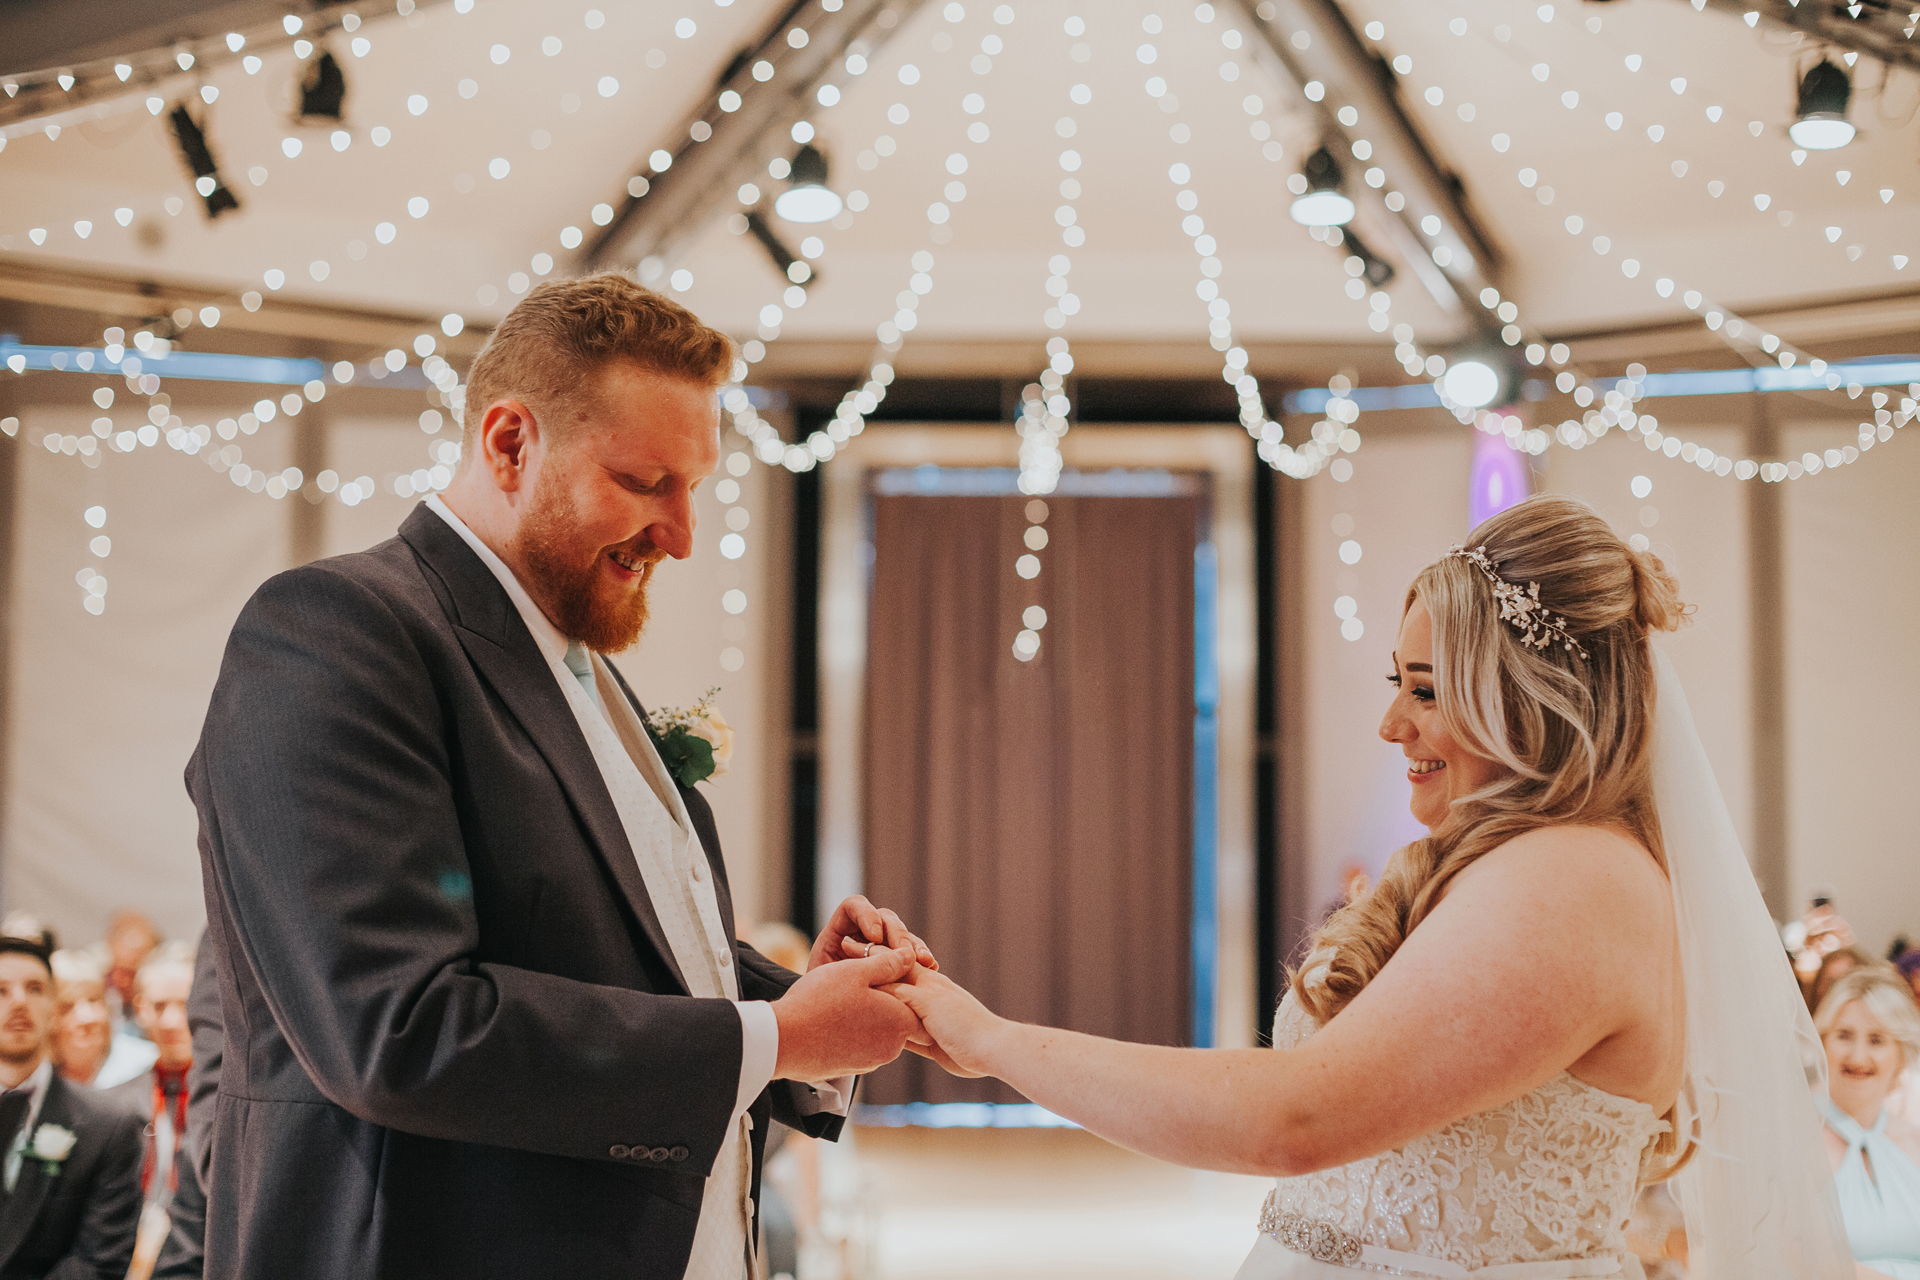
[1380,599,1506,829]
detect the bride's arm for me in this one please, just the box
[886,825,1674,1176]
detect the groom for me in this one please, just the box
[188,273,930,1280]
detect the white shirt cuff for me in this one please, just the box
[733,1000,780,1123]
[797,1075,854,1117]
[732,1002,853,1121]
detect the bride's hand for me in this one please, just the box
[879,966,1001,1079]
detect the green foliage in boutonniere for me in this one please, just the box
[647,688,734,788]
[28,1124,75,1177]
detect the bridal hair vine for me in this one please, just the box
[1445,544,1591,661]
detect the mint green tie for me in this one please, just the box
[562,640,600,710]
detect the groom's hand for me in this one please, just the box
[811,895,938,972]
[773,947,922,1082]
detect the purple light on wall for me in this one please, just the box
[1470,430,1531,530]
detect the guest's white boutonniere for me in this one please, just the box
[647,688,733,787]
[29,1124,75,1177]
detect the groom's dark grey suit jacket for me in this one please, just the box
[187,504,839,1280]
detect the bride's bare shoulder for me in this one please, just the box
[1448,823,1671,916]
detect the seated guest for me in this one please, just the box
[1816,965,1920,1280]
[0,935,142,1279]
[97,913,158,1025]
[106,954,194,1206]
[49,951,155,1093]
[1899,950,1920,1007]
[151,936,218,1280]
[47,953,111,1088]
[1814,944,1880,1014]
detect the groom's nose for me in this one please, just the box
[644,491,698,561]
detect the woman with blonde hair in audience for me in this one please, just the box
[1815,964,1920,1280]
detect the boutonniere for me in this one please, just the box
[647,688,733,788]
[28,1124,75,1176]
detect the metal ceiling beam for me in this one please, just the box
[1,0,425,132]
[1693,0,1920,73]
[582,0,930,272]
[0,259,489,357]
[1227,0,1507,341]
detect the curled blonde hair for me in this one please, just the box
[1289,494,1692,1161]
[1815,964,1920,1070]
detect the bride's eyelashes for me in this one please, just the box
[1385,673,1436,703]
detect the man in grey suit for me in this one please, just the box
[188,274,943,1280]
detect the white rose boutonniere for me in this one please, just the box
[646,689,734,787]
[29,1124,75,1175]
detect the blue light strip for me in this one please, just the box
[1191,540,1220,1050]
[2,339,324,385]
[852,1102,1080,1129]
[1282,356,1920,416]
[0,339,436,390]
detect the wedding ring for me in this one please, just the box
[864,942,875,958]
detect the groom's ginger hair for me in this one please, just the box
[461,272,733,446]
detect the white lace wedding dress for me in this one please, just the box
[1233,993,1669,1280]
[1233,651,1858,1280]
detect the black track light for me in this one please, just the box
[298,50,347,123]
[167,103,240,219]
[1789,59,1854,150]
[774,144,843,223]
[744,210,812,284]
[1340,228,1396,288]
[1289,145,1355,227]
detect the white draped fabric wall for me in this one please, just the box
[1784,423,1920,958]
[4,406,293,942]
[2,409,776,945]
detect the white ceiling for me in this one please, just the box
[1,0,1914,368]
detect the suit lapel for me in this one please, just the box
[397,506,692,996]
[0,1076,67,1272]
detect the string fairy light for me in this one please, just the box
[1372,11,1918,483]
[1,2,780,532]
[1404,4,1911,273]
[709,1,1008,678]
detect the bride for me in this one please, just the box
[881,495,1854,1279]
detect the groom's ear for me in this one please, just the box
[478,400,540,492]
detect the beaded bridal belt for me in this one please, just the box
[1249,1192,1626,1280]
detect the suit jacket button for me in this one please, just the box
[650,1146,671,1162]
[670,1146,689,1162]
[609,1145,630,1159]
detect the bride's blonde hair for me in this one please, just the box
[1290,494,1689,1024]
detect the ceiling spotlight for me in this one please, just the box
[298,49,347,123]
[774,144,842,223]
[167,103,241,219]
[1789,59,1854,150]
[1442,359,1503,409]
[1289,145,1355,227]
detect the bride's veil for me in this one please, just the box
[1650,646,1854,1278]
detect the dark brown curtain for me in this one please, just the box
[861,490,1197,1105]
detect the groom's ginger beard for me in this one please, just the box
[511,457,667,652]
